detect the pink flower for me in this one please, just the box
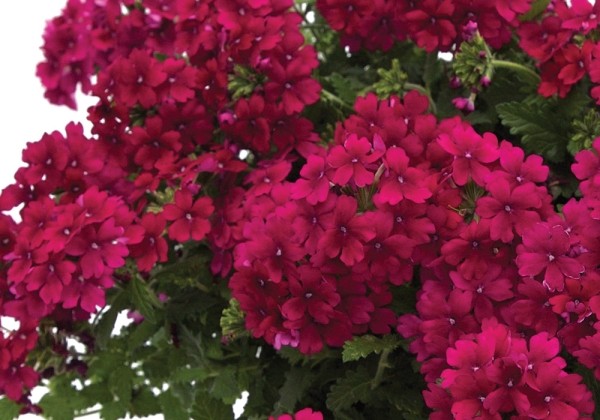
[281,266,340,324]
[327,134,383,187]
[378,147,432,204]
[66,218,129,278]
[163,190,214,243]
[516,223,585,292]
[291,155,330,205]
[476,179,542,243]
[316,196,376,265]
[128,213,168,272]
[437,124,499,186]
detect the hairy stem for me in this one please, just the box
[371,348,392,390]
[321,88,354,111]
[491,59,540,83]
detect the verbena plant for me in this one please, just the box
[2,0,600,419]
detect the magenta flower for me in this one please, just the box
[437,124,499,186]
[476,179,542,243]
[111,49,167,108]
[291,155,330,205]
[378,147,432,204]
[516,223,585,292]
[316,196,376,265]
[128,212,168,272]
[66,218,129,278]
[163,189,214,243]
[281,266,340,325]
[327,134,383,187]
[524,362,593,419]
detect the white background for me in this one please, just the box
[0,2,95,194]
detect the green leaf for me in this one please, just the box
[129,275,162,324]
[130,388,161,417]
[172,366,210,383]
[108,366,134,403]
[326,366,374,414]
[496,98,567,162]
[327,72,366,105]
[519,0,552,21]
[39,374,91,419]
[342,335,402,363]
[210,368,241,404]
[159,390,190,420]
[101,400,129,420]
[192,390,233,420]
[94,290,129,348]
[128,321,161,351]
[273,367,315,414]
[0,398,21,420]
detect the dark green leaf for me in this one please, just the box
[273,367,315,414]
[496,98,567,162]
[519,0,552,21]
[192,390,233,420]
[0,398,22,420]
[94,290,129,349]
[130,388,161,417]
[172,367,210,383]
[326,366,374,414]
[159,390,190,420]
[210,368,241,404]
[108,366,134,403]
[342,335,401,363]
[101,400,128,420]
[129,275,162,324]
[327,72,365,105]
[39,374,91,419]
[128,321,161,351]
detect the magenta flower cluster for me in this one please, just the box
[2,0,600,418]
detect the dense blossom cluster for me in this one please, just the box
[517,0,600,102]
[393,112,600,417]
[4,0,600,418]
[5,0,322,408]
[316,0,532,53]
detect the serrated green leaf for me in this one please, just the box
[130,388,161,417]
[192,390,233,420]
[128,321,160,351]
[39,374,92,419]
[94,291,129,348]
[210,368,241,404]
[0,398,22,420]
[328,72,365,105]
[39,394,75,420]
[496,99,567,162]
[130,276,161,324]
[159,390,190,420]
[172,366,210,383]
[326,366,374,414]
[342,335,401,363]
[519,0,551,21]
[108,366,134,403]
[101,400,128,420]
[273,367,315,414]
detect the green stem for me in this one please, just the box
[371,348,392,390]
[491,59,540,83]
[293,4,319,42]
[321,88,353,111]
[75,408,102,418]
[404,83,437,115]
